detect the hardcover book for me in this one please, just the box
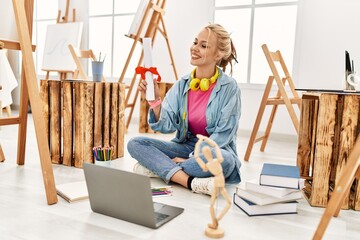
[260,163,304,189]
[236,185,302,206]
[245,178,299,198]
[233,193,297,217]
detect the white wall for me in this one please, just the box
[293,0,360,89]
[241,0,360,136]
[152,0,214,82]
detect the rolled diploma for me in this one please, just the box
[143,38,155,101]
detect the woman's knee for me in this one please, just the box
[219,150,235,166]
[127,136,148,154]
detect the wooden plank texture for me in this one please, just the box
[336,95,359,209]
[310,94,338,207]
[110,83,119,157]
[103,83,111,147]
[117,84,125,157]
[74,83,85,167]
[298,93,360,211]
[39,80,49,146]
[40,80,125,167]
[62,81,73,166]
[93,83,103,147]
[49,81,61,164]
[84,82,94,164]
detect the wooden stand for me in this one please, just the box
[57,0,76,24]
[244,44,301,161]
[118,0,178,129]
[297,92,360,210]
[40,80,125,168]
[0,0,57,205]
[313,133,360,239]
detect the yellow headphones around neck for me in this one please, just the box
[189,67,219,91]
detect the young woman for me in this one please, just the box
[127,23,241,195]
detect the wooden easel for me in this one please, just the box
[0,0,57,205]
[118,0,178,129]
[244,44,301,161]
[57,0,76,24]
[313,134,360,239]
[44,0,76,81]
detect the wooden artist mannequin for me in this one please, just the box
[194,134,231,238]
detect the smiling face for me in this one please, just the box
[190,28,221,69]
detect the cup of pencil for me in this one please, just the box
[93,145,113,166]
[91,60,104,82]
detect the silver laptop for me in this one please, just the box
[83,163,184,229]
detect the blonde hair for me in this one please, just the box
[205,23,237,75]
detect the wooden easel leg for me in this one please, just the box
[124,52,144,129]
[13,0,57,205]
[276,78,299,133]
[244,76,274,161]
[17,69,29,165]
[313,135,360,239]
[313,177,354,239]
[159,16,178,79]
[260,105,278,152]
[127,88,140,129]
[118,37,140,84]
[260,78,285,152]
[0,144,5,162]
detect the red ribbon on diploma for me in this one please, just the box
[135,66,162,82]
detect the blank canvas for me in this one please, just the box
[128,0,153,38]
[41,22,83,72]
[0,0,18,42]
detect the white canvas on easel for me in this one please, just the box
[0,50,18,107]
[41,22,83,72]
[0,0,18,42]
[128,0,153,38]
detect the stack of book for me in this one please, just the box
[233,163,305,216]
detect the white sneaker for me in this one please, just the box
[133,163,160,178]
[191,177,215,196]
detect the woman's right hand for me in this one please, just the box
[138,79,147,92]
[138,79,161,100]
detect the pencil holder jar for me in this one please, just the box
[92,61,104,82]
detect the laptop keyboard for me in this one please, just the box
[155,212,169,223]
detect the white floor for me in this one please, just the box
[1,113,359,240]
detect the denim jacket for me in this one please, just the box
[149,67,242,167]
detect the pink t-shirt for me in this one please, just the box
[187,83,216,136]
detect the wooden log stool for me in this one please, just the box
[297,92,360,210]
[40,80,125,168]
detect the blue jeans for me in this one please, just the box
[127,135,241,184]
